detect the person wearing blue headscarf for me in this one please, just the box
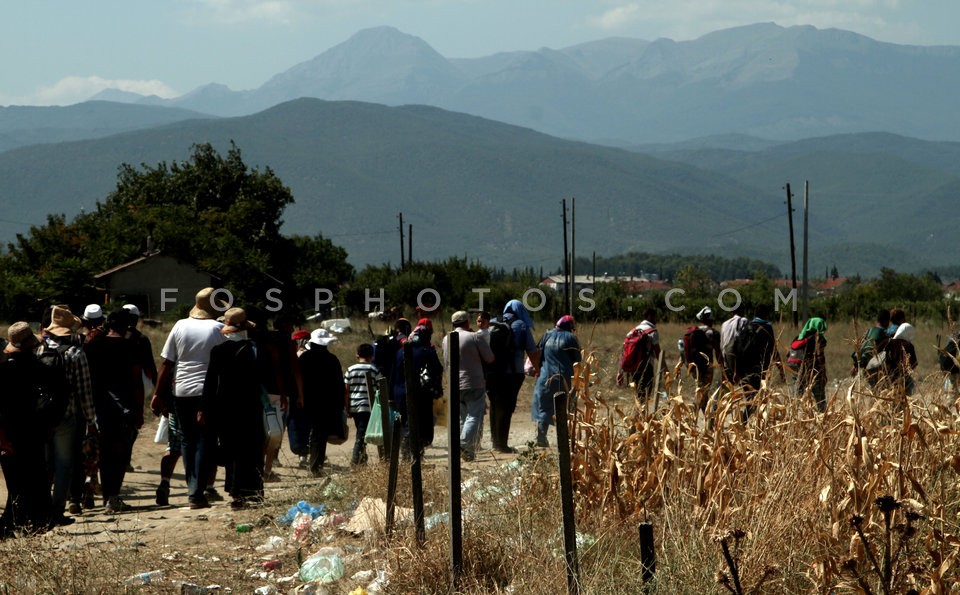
[532,316,581,447]
[487,299,539,453]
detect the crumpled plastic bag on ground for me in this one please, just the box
[278,500,327,526]
[299,547,345,584]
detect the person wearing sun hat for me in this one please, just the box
[199,307,265,508]
[299,328,345,477]
[152,287,226,509]
[39,305,97,523]
[0,322,56,534]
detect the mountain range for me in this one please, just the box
[0,22,958,277]
[0,98,955,277]
[82,22,960,146]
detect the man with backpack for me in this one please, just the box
[616,308,662,404]
[487,300,539,454]
[720,304,748,382]
[681,307,724,417]
[40,305,96,524]
[729,304,781,422]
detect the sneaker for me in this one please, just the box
[68,503,82,516]
[461,449,476,462]
[188,497,210,510]
[105,497,131,513]
[230,498,245,510]
[204,487,224,502]
[155,484,170,507]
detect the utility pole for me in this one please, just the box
[398,212,405,270]
[408,223,413,267]
[802,181,810,323]
[785,184,799,328]
[571,197,576,315]
[561,199,571,314]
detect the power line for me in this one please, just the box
[712,212,783,237]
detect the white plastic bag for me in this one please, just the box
[153,416,169,444]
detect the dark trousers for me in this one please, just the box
[351,411,371,465]
[487,373,525,450]
[222,433,264,501]
[98,421,136,503]
[173,396,212,501]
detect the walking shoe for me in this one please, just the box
[105,497,131,513]
[230,498,245,510]
[54,514,76,526]
[460,449,476,462]
[155,484,170,506]
[298,455,308,469]
[494,445,518,454]
[68,502,82,516]
[188,496,210,510]
[204,487,224,502]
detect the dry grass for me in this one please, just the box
[3,317,958,593]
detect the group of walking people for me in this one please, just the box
[0,302,152,535]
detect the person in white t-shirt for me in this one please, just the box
[151,288,226,509]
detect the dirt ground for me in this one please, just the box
[0,389,545,554]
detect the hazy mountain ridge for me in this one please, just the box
[0,99,954,277]
[57,22,959,145]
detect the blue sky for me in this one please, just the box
[2,0,958,106]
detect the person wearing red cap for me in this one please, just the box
[531,315,581,448]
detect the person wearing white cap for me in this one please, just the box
[81,304,105,344]
[442,311,493,461]
[299,328,345,477]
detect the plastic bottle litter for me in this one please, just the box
[255,535,286,552]
[299,547,345,584]
[124,570,164,585]
[236,523,254,533]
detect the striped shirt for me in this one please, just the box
[344,362,381,413]
[42,335,96,427]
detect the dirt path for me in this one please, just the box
[1,392,545,553]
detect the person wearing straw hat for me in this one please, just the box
[200,308,265,509]
[152,287,226,509]
[40,305,97,524]
[299,328,345,477]
[0,322,55,535]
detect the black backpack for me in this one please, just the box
[36,343,71,428]
[682,326,711,370]
[487,321,515,374]
[732,321,774,376]
[940,335,960,374]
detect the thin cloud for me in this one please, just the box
[589,3,642,30]
[8,77,179,107]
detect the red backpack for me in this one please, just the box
[786,337,808,372]
[620,326,656,373]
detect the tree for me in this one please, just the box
[0,142,353,318]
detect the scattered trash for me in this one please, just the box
[278,500,326,526]
[321,483,347,500]
[255,535,286,552]
[576,532,597,550]
[261,559,282,571]
[253,586,277,595]
[320,318,352,333]
[299,547,345,584]
[176,582,210,594]
[124,570,164,585]
[344,497,412,535]
[364,569,390,593]
[424,512,448,530]
[349,587,369,595]
[350,570,375,583]
[292,511,313,542]
[236,523,254,533]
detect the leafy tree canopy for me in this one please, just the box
[1,142,353,319]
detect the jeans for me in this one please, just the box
[351,411,371,465]
[47,412,79,514]
[459,388,486,454]
[173,396,211,501]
